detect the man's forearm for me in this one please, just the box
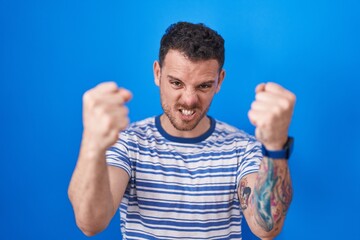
[253,156,293,233]
[68,145,115,236]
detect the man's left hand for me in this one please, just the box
[248,82,296,150]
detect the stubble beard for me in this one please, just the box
[160,94,211,132]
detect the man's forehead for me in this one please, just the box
[162,50,220,75]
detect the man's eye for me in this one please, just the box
[199,84,212,89]
[171,81,182,87]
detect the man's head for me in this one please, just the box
[159,22,225,71]
[154,22,226,137]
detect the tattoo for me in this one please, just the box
[253,157,293,232]
[239,178,252,210]
[276,166,293,215]
[254,157,277,231]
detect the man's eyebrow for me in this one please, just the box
[168,75,215,84]
[167,75,183,82]
[199,80,216,84]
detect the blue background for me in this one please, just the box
[1,0,359,239]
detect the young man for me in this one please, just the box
[68,22,296,239]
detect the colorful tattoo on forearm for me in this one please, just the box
[240,178,252,210]
[253,157,293,232]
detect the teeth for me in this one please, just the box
[181,109,194,116]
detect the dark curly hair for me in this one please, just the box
[159,22,225,70]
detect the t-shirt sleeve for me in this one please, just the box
[106,131,132,177]
[236,137,263,186]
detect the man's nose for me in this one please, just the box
[181,89,198,107]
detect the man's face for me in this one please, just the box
[153,50,225,137]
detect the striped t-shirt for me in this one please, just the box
[106,116,262,239]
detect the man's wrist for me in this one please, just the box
[261,137,294,159]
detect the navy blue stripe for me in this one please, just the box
[132,198,236,210]
[130,153,241,165]
[133,168,236,179]
[133,187,236,197]
[132,195,235,205]
[123,133,250,148]
[134,162,237,175]
[126,231,159,240]
[106,163,131,176]
[126,214,240,228]
[125,230,242,240]
[133,160,237,172]
[135,180,234,192]
[126,204,240,215]
[127,142,246,159]
[125,220,241,233]
[135,177,233,187]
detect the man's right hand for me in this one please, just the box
[82,82,132,152]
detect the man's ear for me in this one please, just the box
[153,61,161,86]
[216,69,226,93]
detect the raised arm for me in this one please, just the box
[68,82,132,236]
[239,82,296,239]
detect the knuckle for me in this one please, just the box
[247,110,254,119]
[284,101,291,110]
[107,81,117,87]
[83,97,95,111]
[83,89,101,109]
[289,92,296,103]
[250,101,257,109]
[83,90,92,103]
[255,93,262,100]
[280,99,291,110]
[98,81,117,91]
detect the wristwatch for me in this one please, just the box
[261,137,294,159]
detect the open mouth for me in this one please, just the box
[180,109,195,116]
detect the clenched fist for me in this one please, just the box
[248,82,296,150]
[82,82,132,152]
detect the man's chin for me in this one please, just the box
[173,123,197,132]
[172,118,202,132]
[163,109,206,133]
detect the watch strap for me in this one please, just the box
[261,137,294,159]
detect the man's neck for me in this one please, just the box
[160,114,210,138]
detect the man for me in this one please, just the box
[68,22,295,239]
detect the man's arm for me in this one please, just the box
[238,158,292,239]
[240,82,295,239]
[68,82,132,236]
[68,143,130,236]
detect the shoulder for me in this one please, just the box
[213,118,257,143]
[120,116,158,140]
[127,117,156,131]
